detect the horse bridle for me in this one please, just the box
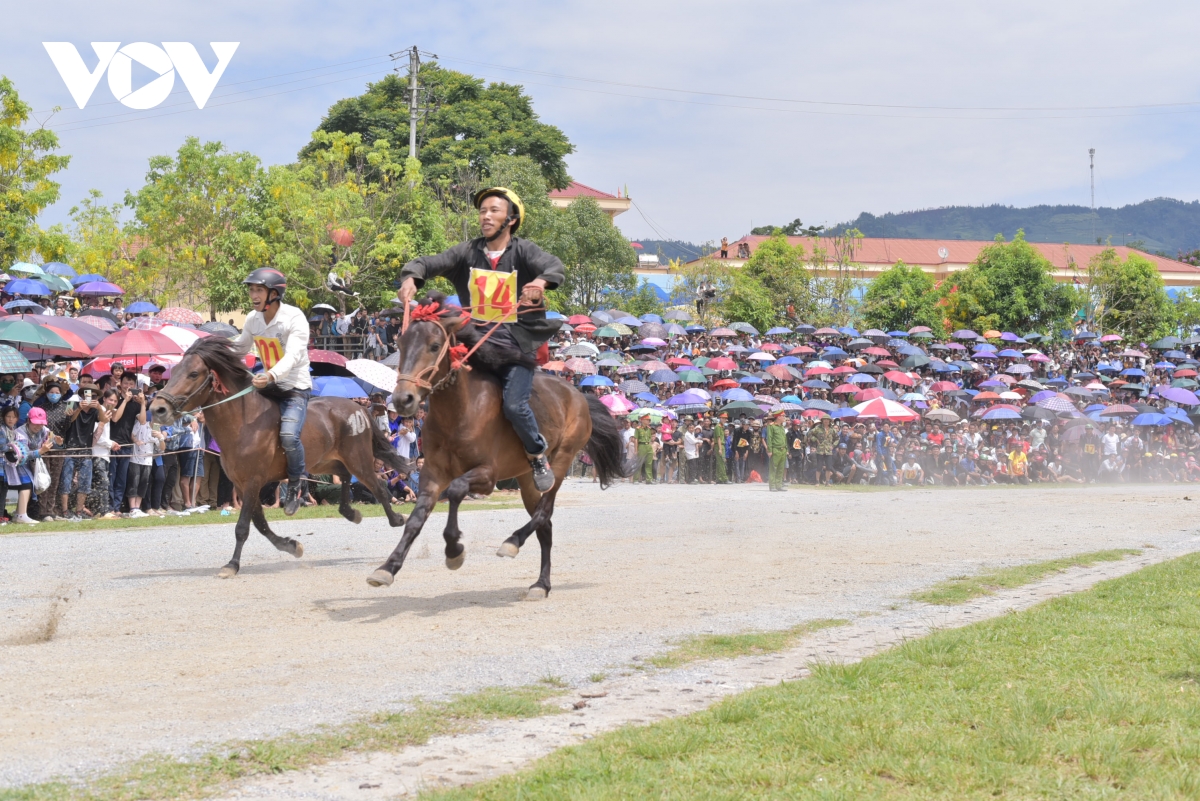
[155,371,215,416]
[395,321,458,394]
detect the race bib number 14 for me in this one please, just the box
[468,268,518,324]
[254,336,284,370]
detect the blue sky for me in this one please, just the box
[4,0,1200,245]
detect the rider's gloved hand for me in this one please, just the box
[252,371,274,389]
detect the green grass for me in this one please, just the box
[430,553,1200,800]
[0,685,563,801]
[0,496,525,536]
[648,619,848,669]
[911,549,1141,605]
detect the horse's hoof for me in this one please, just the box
[392,514,407,528]
[446,552,466,570]
[366,569,395,587]
[292,541,304,559]
[350,510,363,524]
[525,586,548,601]
[217,566,238,579]
[497,542,519,558]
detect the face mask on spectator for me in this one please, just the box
[47,391,61,403]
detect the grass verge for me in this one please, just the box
[648,619,847,669]
[430,552,1200,800]
[0,496,525,536]
[911,548,1141,605]
[0,685,563,801]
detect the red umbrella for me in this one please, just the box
[801,408,829,418]
[667,357,694,367]
[973,391,1002,401]
[929,381,959,393]
[156,307,204,326]
[711,328,737,337]
[882,370,915,387]
[876,359,899,368]
[575,323,597,334]
[760,343,782,351]
[863,346,890,357]
[832,383,858,394]
[789,346,815,355]
[831,365,856,375]
[567,314,591,325]
[308,348,347,367]
[805,366,832,377]
[765,365,793,380]
[564,357,597,374]
[89,328,182,358]
[854,388,885,402]
[706,356,737,371]
[1175,368,1197,378]
[711,378,739,390]
[853,397,920,421]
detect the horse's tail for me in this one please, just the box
[371,422,413,474]
[583,394,629,489]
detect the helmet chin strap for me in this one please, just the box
[484,215,516,247]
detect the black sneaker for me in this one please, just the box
[528,454,555,492]
[283,479,303,516]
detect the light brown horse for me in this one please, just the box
[149,338,408,578]
[368,295,626,598]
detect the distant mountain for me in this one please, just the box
[629,239,711,264]
[828,198,1200,257]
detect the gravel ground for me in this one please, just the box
[0,480,1196,788]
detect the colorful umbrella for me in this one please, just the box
[564,358,598,375]
[0,319,73,350]
[853,397,920,421]
[74,281,125,296]
[308,348,348,367]
[0,344,31,374]
[156,307,205,326]
[89,328,182,358]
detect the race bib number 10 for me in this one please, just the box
[468,268,519,324]
[254,336,284,370]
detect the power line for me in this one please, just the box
[440,54,1200,114]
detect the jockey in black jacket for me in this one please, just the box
[398,187,564,492]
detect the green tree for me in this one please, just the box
[613,281,665,318]
[0,77,70,265]
[306,66,573,190]
[860,261,945,335]
[539,197,636,313]
[741,233,815,322]
[719,270,779,333]
[943,230,1070,333]
[46,190,156,299]
[125,138,267,316]
[1083,248,1175,341]
[261,131,446,313]
[1174,288,1200,334]
[808,229,865,325]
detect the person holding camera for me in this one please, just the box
[105,373,143,514]
[0,405,52,525]
[59,386,108,521]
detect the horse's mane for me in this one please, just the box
[185,336,252,389]
[418,291,536,371]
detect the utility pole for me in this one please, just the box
[389,46,438,160]
[1089,148,1096,243]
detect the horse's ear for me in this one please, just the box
[441,310,468,336]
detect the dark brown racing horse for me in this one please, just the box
[369,294,626,598]
[149,338,408,578]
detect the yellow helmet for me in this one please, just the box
[473,186,525,234]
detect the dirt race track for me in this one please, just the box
[1,480,1197,787]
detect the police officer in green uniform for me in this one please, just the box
[766,409,788,491]
[713,413,729,484]
[634,417,656,483]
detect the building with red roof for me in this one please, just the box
[676,235,1200,287]
[548,181,631,220]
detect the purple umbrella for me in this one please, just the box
[1028,390,1058,404]
[1156,386,1199,405]
[74,281,125,296]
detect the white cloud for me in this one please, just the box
[4,0,1200,242]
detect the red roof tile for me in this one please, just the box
[548,181,618,200]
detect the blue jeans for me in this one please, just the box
[279,389,310,481]
[494,363,544,455]
[61,457,93,496]
[108,454,130,511]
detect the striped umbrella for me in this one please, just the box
[0,344,31,373]
[77,314,119,331]
[156,307,204,326]
[563,357,597,374]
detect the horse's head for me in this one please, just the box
[150,338,248,424]
[391,294,467,416]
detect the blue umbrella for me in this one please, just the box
[545,310,565,320]
[848,374,877,384]
[666,391,707,405]
[71,273,107,286]
[4,278,50,297]
[722,388,755,401]
[3,299,43,312]
[639,314,663,323]
[775,355,802,365]
[982,407,1022,420]
[684,325,706,334]
[765,326,792,335]
[738,375,764,385]
[780,394,802,404]
[1162,407,1193,425]
[313,376,366,398]
[579,375,614,387]
[1044,377,1068,386]
[634,392,659,404]
[974,343,997,352]
[803,379,831,389]
[830,407,859,419]
[1153,362,1176,370]
[1131,412,1172,426]
[821,346,847,357]
[804,398,837,411]
[838,326,859,337]
[43,262,76,278]
[997,349,1024,358]
[126,301,159,314]
[1120,368,1146,378]
[648,369,678,383]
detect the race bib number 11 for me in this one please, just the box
[254,336,284,370]
[468,268,518,324]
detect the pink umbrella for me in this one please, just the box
[564,357,597,374]
[706,356,737,371]
[853,397,920,421]
[882,370,915,387]
[155,307,204,326]
[640,337,667,347]
[600,393,635,414]
[1099,334,1123,342]
[89,328,183,358]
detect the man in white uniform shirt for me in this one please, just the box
[228,268,312,515]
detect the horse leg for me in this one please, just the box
[529,518,554,600]
[344,450,406,529]
[442,466,495,571]
[497,477,557,560]
[334,467,361,524]
[251,501,304,559]
[219,483,258,578]
[367,479,442,587]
